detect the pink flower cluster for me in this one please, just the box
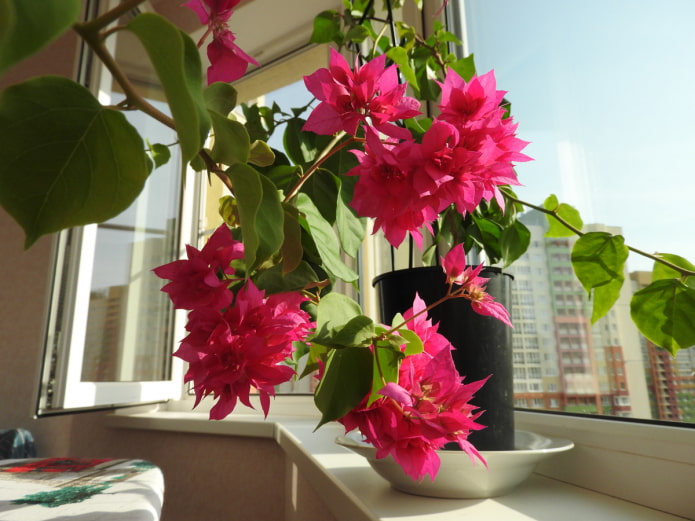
[442,244,513,327]
[303,48,421,139]
[154,224,314,419]
[303,50,530,248]
[338,295,487,481]
[185,0,259,84]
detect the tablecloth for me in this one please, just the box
[0,457,164,520]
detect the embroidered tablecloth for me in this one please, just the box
[0,457,164,520]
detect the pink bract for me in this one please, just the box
[185,0,259,84]
[303,48,420,138]
[433,69,530,213]
[348,130,437,249]
[175,281,314,420]
[441,245,513,327]
[153,224,244,310]
[338,295,487,481]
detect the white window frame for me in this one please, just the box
[36,0,195,414]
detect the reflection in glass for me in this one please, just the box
[80,108,180,382]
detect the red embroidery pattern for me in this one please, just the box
[3,458,113,474]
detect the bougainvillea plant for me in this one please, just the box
[1,0,694,480]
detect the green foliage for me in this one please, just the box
[147,141,172,169]
[127,14,210,163]
[226,163,284,269]
[629,253,695,354]
[631,279,695,356]
[543,194,583,237]
[652,254,695,287]
[0,76,150,247]
[310,10,342,45]
[314,345,373,428]
[297,193,359,282]
[0,0,81,77]
[572,232,629,323]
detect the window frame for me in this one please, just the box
[35,0,196,414]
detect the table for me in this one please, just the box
[0,457,164,520]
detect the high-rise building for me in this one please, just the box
[506,211,675,420]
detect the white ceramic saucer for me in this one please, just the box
[335,430,574,499]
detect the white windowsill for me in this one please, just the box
[107,398,693,521]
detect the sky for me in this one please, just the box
[461,0,695,272]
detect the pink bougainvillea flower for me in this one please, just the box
[153,224,244,310]
[338,295,487,481]
[441,244,485,287]
[185,0,259,84]
[303,48,420,138]
[438,69,506,127]
[432,69,530,214]
[174,281,314,420]
[468,285,513,328]
[348,130,437,248]
[441,245,513,327]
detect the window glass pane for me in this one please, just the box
[80,107,180,382]
[460,0,695,423]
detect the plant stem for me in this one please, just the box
[384,292,452,336]
[283,132,353,202]
[505,193,695,278]
[72,18,176,131]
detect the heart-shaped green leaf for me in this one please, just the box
[0,76,149,247]
[314,346,373,428]
[631,279,695,355]
[571,232,629,322]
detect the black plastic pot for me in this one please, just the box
[372,266,514,451]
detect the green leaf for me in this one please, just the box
[0,76,149,247]
[310,10,341,44]
[543,194,583,237]
[652,253,695,288]
[314,292,362,337]
[283,118,319,166]
[255,173,285,265]
[448,55,477,81]
[345,24,370,43]
[325,315,375,348]
[127,13,210,163]
[297,193,359,282]
[281,203,303,274]
[386,47,418,88]
[303,170,339,224]
[0,0,81,77]
[208,111,250,165]
[393,326,424,356]
[300,342,329,379]
[631,279,695,355]
[571,232,629,322]
[367,340,404,406]
[253,261,318,293]
[203,82,238,116]
[227,164,284,268]
[336,181,366,257]
[499,220,531,267]
[314,346,373,428]
[146,141,171,169]
[248,140,275,167]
